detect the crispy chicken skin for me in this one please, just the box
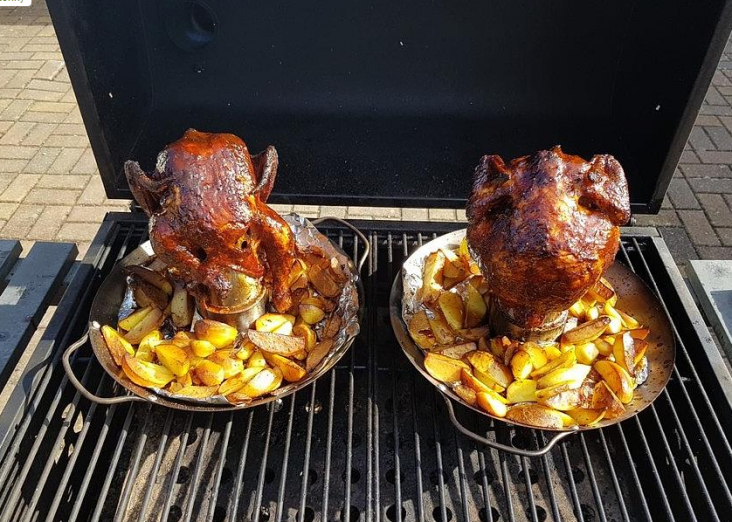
[466,146,630,328]
[124,129,297,312]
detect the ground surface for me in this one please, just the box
[0,1,731,270]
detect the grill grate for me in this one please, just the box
[1,216,731,522]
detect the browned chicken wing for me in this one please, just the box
[466,146,630,328]
[124,129,297,312]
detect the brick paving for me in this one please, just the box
[0,1,730,268]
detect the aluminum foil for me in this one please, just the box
[118,213,361,406]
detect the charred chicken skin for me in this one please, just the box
[466,146,630,329]
[124,129,297,312]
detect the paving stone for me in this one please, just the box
[16,88,64,102]
[318,205,347,218]
[705,86,727,105]
[718,228,732,246]
[76,176,106,205]
[67,205,113,223]
[20,122,55,146]
[706,126,732,150]
[291,204,320,216]
[267,204,292,214]
[0,99,32,121]
[0,121,33,144]
[47,147,84,174]
[429,208,458,221]
[679,150,700,163]
[698,150,732,164]
[56,222,102,242]
[0,204,42,238]
[681,164,732,177]
[667,178,700,209]
[697,193,732,227]
[0,159,28,174]
[700,105,732,116]
[697,246,732,260]
[0,202,18,220]
[659,227,699,263]
[456,209,467,221]
[689,127,714,151]
[54,123,87,135]
[27,204,70,240]
[689,178,732,193]
[634,210,681,227]
[29,101,76,113]
[22,147,60,173]
[43,134,89,148]
[19,110,67,123]
[678,210,721,246]
[24,188,80,205]
[661,195,673,209]
[402,208,428,221]
[0,173,39,202]
[348,206,401,219]
[696,115,722,126]
[0,145,36,159]
[35,174,90,189]
[33,60,64,80]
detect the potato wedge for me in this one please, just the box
[293,324,318,352]
[456,326,490,342]
[436,342,477,359]
[613,332,636,374]
[569,300,585,318]
[235,341,256,361]
[130,278,170,311]
[438,292,464,331]
[124,307,164,344]
[322,313,341,339]
[544,345,562,360]
[102,325,135,366]
[465,351,513,388]
[424,353,470,383]
[256,313,296,335]
[454,385,477,406]
[576,342,599,365]
[299,301,326,325]
[176,385,219,398]
[594,337,613,356]
[476,390,509,417]
[155,343,190,377]
[464,284,487,328]
[220,357,245,379]
[124,265,173,295]
[241,367,283,397]
[473,368,506,393]
[308,263,341,298]
[530,350,576,379]
[505,403,565,428]
[591,381,625,419]
[176,372,193,388]
[420,251,446,303]
[218,367,263,395]
[560,316,611,346]
[536,364,591,390]
[263,352,307,382]
[633,339,649,365]
[506,379,537,404]
[195,360,225,386]
[194,319,238,349]
[628,327,650,340]
[247,350,267,369]
[510,350,533,380]
[171,285,194,328]
[523,342,549,369]
[306,339,334,372]
[585,306,600,321]
[458,237,472,264]
[537,387,581,411]
[119,306,153,331]
[489,337,509,359]
[460,368,494,394]
[566,408,606,426]
[247,329,306,357]
[122,355,174,387]
[207,349,235,366]
[588,278,615,303]
[426,310,456,345]
[191,339,217,358]
[594,360,635,404]
[617,308,640,329]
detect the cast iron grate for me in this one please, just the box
[0,215,731,521]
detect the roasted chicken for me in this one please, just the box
[466,146,630,329]
[124,129,297,312]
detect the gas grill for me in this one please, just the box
[3,0,732,520]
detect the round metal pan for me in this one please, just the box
[390,229,675,453]
[63,217,367,412]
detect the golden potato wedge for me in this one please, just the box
[566,408,606,426]
[460,368,494,394]
[218,367,263,396]
[588,278,615,303]
[175,385,219,398]
[560,316,611,346]
[293,324,317,352]
[306,339,334,372]
[530,350,576,379]
[458,237,472,265]
[119,306,153,331]
[436,342,477,359]
[536,364,591,390]
[616,308,640,329]
[168,381,183,393]
[476,390,509,417]
[256,313,296,335]
[523,342,549,369]
[235,341,256,361]
[124,307,164,344]
[130,277,170,311]
[194,360,225,386]
[628,328,650,340]
[489,337,509,359]
[544,345,562,360]
[505,403,564,428]
[591,381,625,419]
[308,263,341,298]
[247,350,268,369]
[176,372,193,388]
[424,353,470,383]
[473,368,506,393]
[321,313,341,339]
[155,343,190,377]
[220,357,245,379]
[171,285,194,328]
[124,265,173,295]
[438,292,464,330]
[102,325,135,366]
[137,328,160,352]
[537,387,581,411]
[456,326,489,342]
[613,332,636,374]
[576,343,599,365]
[122,355,174,387]
[441,248,467,278]
[465,351,513,388]
[420,251,446,303]
[241,367,283,397]
[569,300,585,318]
[464,284,487,328]
[594,337,613,356]
[585,306,600,321]
[191,339,217,358]
[556,411,578,427]
[299,302,326,325]
[263,352,307,382]
[510,350,533,380]
[207,349,234,366]
[506,379,537,404]
[247,329,306,357]
[454,384,477,406]
[594,360,635,404]
[194,319,238,349]
[633,339,649,365]
[426,310,456,345]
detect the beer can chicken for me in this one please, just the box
[124,129,297,313]
[466,146,631,330]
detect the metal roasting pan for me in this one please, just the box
[390,229,676,456]
[62,217,368,412]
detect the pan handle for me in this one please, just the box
[442,394,576,457]
[311,216,370,272]
[62,331,147,406]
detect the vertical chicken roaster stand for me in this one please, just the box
[62,216,369,412]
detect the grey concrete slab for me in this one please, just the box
[688,260,732,357]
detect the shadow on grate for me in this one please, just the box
[0,217,731,522]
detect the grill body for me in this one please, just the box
[0,216,731,522]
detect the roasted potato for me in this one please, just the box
[247,329,306,357]
[124,265,173,295]
[176,385,219,398]
[566,408,606,426]
[465,351,513,388]
[420,251,446,303]
[194,319,238,349]
[436,342,476,359]
[124,307,164,344]
[122,355,175,388]
[476,389,509,417]
[426,310,456,345]
[561,316,611,346]
[594,360,635,404]
[464,284,487,328]
[306,339,333,372]
[119,306,153,331]
[506,379,537,404]
[424,353,470,383]
[102,325,135,366]
[438,291,464,330]
[171,285,194,328]
[505,403,565,428]
[263,352,307,382]
[460,368,494,395]
[241,367,283,398]
[454,384,478,406]
[194,360,225,386]
[155,343,191,377]
[510,350,533,380]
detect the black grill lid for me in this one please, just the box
[48,0,732,214]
